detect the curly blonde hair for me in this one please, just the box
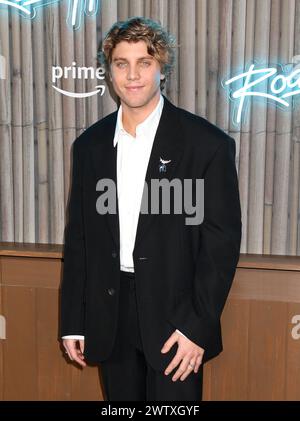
[98,17,176,90]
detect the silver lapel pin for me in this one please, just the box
[159,157,172,173]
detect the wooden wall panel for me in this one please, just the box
[286,303,300,400]
[1,247,300,400]
[0,253,3,400]
[205,299,250,400]
[36,287,71,400]
[0,254,102,401]
[247,301,287,400]
[3,286,38,400]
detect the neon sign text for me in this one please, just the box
[224,62,300,125]
[0,0,100,30]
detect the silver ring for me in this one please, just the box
[188,362,195,368]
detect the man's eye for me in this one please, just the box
[140,61,151,67]
[116,62,127,68]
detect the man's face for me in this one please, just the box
[110,40,164,110]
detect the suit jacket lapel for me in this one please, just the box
[133,96,184,250]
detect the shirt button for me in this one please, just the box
[107,288,115,296]
[112,251,117,258]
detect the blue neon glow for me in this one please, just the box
[223,61,300,126]
[0,0,100,30]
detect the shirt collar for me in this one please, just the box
[113,94,164,147]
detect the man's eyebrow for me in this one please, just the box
[112,56,154,61]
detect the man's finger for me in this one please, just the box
[65,349,73,360]
[79,339,85,354]
[180,358,197,381]
[76,348,85,360]
[63,340,86,367]
[68,348,86,367]
[164,352,184,375]
[161,332,178,353]
[172,356,194,382]
[194,355,203,373]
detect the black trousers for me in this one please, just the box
[99,270,203,401]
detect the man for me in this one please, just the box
[60,17,242,401]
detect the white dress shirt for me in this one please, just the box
[63,95,188,340]
[116,95,164,272]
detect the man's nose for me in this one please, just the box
[127,65,140,80]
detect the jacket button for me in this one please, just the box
[107,288,115,296]
[112,251,117,258]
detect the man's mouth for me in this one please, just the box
[125,86,144,92]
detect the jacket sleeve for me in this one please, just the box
[167,137,242,355]
[60,139,86,337]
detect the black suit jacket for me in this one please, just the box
[60,95,242,371]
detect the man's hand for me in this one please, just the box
[63,338,86,367]
[161,331,204,381]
